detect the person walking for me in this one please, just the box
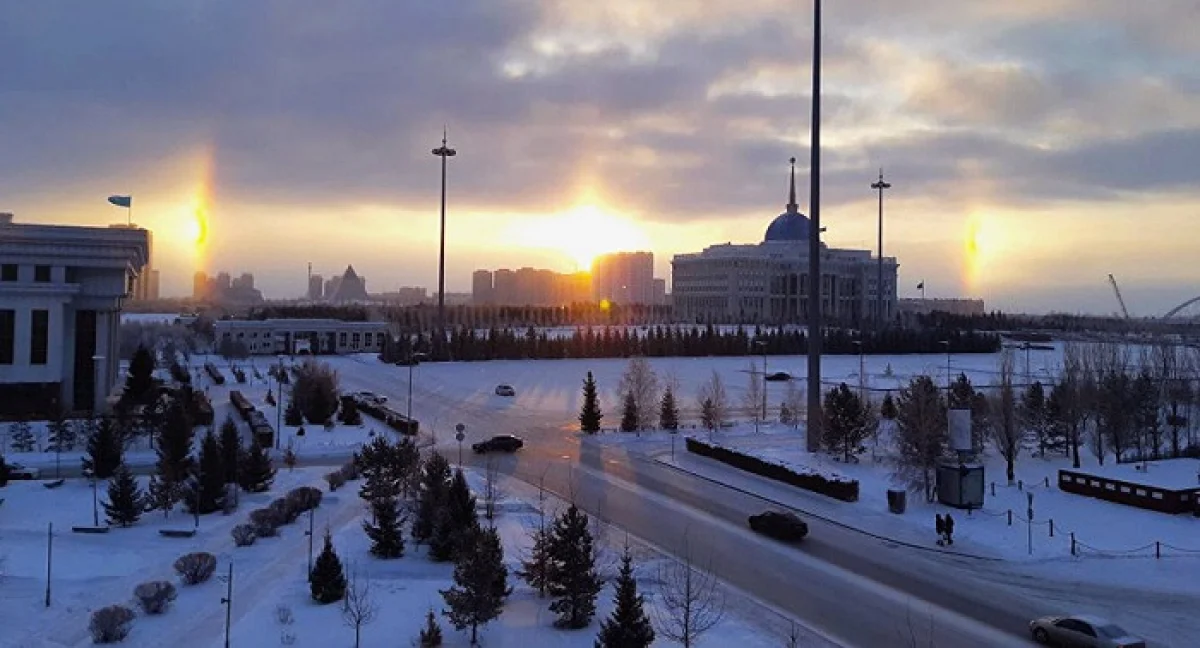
[935,514,945,546]
[945,513,956,545]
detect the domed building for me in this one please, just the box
[671,160,898,325]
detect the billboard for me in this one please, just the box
[948,408,972,452]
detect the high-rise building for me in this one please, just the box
[472,270,494,305]
[492,269,516,305]
[308,274,325,301]
[193,271,209,299]
[652,278,667,305]
[231,273,255,291]
[329,265,369,302]
[592,251,655,305]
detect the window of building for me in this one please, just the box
[351,333,360,348]
[65,267,79,283]
[0,310,13,364]
[1,264,17,281]
[339,332,347,346]
[30,310,49,365]
[34,265,51,282]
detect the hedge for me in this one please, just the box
[685,436,859,502]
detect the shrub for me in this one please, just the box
[174,552,217,585]
[338,460,359,481]
[90,604,136,643]
[684,437,860,502]
[285,486,322,513]
[324,471,347,491]
[133,580,177,615]
[250,507,284,530]
[231,524,257,547]
[269,497,299,524]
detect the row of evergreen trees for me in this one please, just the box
[381,324,1000,363]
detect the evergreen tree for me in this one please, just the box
[446,469,479,555]
[413,452,452,544]
[659,386,680,431]
[822,383,871,463]
[156,398,195,488]
[579,371,603,434]
[547,504,603,629]
[146,473,178,518]
[46,414,77,452]
[700,397,718,430]
[620,391,639,433]
[518,523,552,597]
[217,416,242,484]
[363,495,405,558]
[284,399,304,426]
[123,344,156,405]
[0,453,9,486]
[418,608,443,647]
[880,393,898,420]
[187,429,225,515]
[9,420,36,452]
[238,440,275,493]
[595,545,654,648]
[440,525,510,645]
[82,418,124,480]
[104,463,147,527]
[310,530,348,604]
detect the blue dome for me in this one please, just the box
[764,211,810,242]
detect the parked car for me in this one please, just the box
[748,511,808,542]
[764,371,792,382]
[1029,615,1145,647]
[4,461,40,480]
[355,391,386,405]
[472,435,524,454]
[494,384,516,397]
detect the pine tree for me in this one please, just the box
[700,397,718,430]
[363,495,405,558]
[413,452,452,544]
[447,469,479,557]
[218,416,242,485]
[595,545,654,648]
[418,608,443,647]
[82,418,124,480]
[9,420,36,452]
[310,529,348,604]
[104,463,147,527]
[46,414,77,452]
[187,429,225,515]
[579,371,603,434]
[440,525,510,644]
[547,504,603,629]
[284,399,303,426]
[0,453,9,486]
[822,383,871,463]
[659,386,680,431]
[146,472,177,518]
[238,440,275,492]
[156,398,195,488]
[123,344,156,405]
[620,391,639,433]
[880,393,898,420]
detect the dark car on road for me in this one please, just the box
[764,371,792,382]
[748,511,808,542]
[472,435,524,454]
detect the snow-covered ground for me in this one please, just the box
[0,465,824,647]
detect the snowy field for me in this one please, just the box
[0,466,822,648]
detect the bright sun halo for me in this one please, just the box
[554,205,649,271]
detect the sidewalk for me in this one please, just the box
[654,449,1006,560]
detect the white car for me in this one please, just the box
[355,391,386,405]
[4,461,40,480]
[494,384,515,397]
[1029,614,1145,648]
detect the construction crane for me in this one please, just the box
[1108,273,1131,319]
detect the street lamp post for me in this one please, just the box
[805,0,824,453]
[939,340,952,394]
[755,340,768,424]
[871,169,891,328]
[432,130,457,347]
[84,469,99,526]
[275,355,285,450]
[304,508,315,581]
[852,340,865,403]
[1022,342,1032,387]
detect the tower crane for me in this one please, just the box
[1108,273,1131,319]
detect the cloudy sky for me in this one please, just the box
[3,1,1199,315]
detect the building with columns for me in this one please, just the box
[671,164,899,325]
[0,213,149,417]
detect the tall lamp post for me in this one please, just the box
[755,340,768,423]
[432,131,457,346]
[939,340,952,394]
[852,340,865,403]
[871,169,891,328]
[275,354,285,449]
[805,0,824,452]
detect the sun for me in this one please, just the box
[554,205,650,271]
[187,208,208,245]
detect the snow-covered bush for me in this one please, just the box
[285,486,322,513]
[269,497,300,524]
[89,604,136,643]
[324,471,347,491]
[173,552,217,585]
[133,580,177,615]
[249,508,283,536]
[231,524,257,547]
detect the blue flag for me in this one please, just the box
[108,195,132,208]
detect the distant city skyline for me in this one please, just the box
[3,2,1198,316]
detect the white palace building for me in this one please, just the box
[672,163,899,325]
[0,213,149,418]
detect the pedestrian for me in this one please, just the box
[945,513,955,545]
[935,514,945,546]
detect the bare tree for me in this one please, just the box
[989,350,1022,484]
[482,455,502,521]
[743,360,763,426]
[696,371,728,431]
[652,540,725,648]
[1056,342,1089,469]
[342,569,378,648]
[619,357,660,430]
[782,379,804,429]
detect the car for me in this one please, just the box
[764,371,792,382]
[1029,614,1145,647]
[748,510,808,542]
[4,461,40,480]
[355,391,386,404]
[472,435,524,454]
[494,384,516,397]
